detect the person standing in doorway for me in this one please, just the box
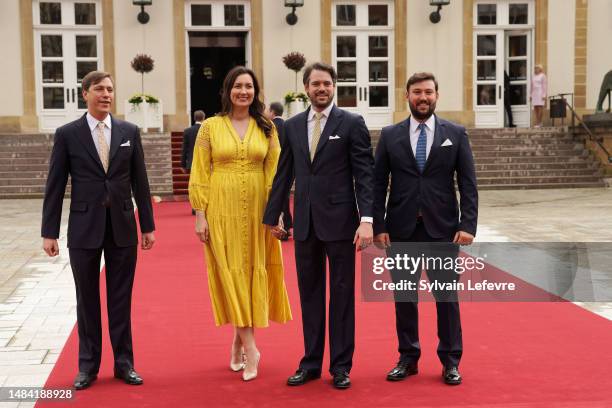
[530,64,548,127]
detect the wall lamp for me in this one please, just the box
[285,0,304,26]
[429,0,450,24]
[133,0,152,24]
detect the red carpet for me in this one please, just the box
[39,202,612,407]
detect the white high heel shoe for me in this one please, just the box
[242,351,260,381]
[230,347,245,372]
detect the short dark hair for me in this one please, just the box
[193,110,205,122]
[406,72,438,92]
[269,102,283,117]
[82,71,113,92]
[302,62,337,85]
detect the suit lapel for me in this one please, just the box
[297,108,311,164]
[398,117,417,169]
[313,105,343,162]
[423,115,443,173]
[108,115,122,165]
[74,114,105,172]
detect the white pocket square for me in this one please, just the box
[441,139,453,147]
[329,135,341,140]
[120,141,131,147]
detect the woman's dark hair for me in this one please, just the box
[219,66,272,138]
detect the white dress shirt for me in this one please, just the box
[409,114,435,160]
[86,112,112,151]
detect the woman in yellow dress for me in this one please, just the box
[189,66,292,381]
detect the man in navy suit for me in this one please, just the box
[264,62,374,389]
[41,71,155,390]
[373,72,478,385]
[182,110,205,215]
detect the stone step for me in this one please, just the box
[473,155,590,164]
[469,137,575,145]
[477,175,603,185]
[470,144,581,152]
[472,149,585,158]
[475,162,597,171]
[478,181,606,190]
[475,168,599,178]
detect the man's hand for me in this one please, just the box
[266,214,287,240]
[353,222,373,251]
[142,232,155,250]
[181,168,189,174]
[373,233,391,249]
[453,230,474,245]
[195,212,209,243]
[43,238,59,257]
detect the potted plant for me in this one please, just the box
[125,54,163,132]
[282,52,308,117]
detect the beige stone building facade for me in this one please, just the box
[1,0,611,133]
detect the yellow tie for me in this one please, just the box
[310,112,323,161]
[96,121,110,173]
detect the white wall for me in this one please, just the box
[406,0,464,111]
[261,0,322,106]
[586,0,612,110]
[0,0,24,116]
[547,0,575,98]
[112,0,176,115]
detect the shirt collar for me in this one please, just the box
[86,112,112,132]
[410,114,435,134]
[308,103,334,121]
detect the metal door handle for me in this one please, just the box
[499,85,502,99]
[72,88,76,103]
[359,87,362,101]
[364,87,368,101]
[66,89,70,103]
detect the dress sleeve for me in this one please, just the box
[188,120,212,212]
[263,127,281,199]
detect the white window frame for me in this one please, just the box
[185,0,251,30]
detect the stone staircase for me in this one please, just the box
[0,126,606,197]
[0,133,173,198]
[370,127,606,190]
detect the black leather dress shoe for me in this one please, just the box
[287,368,321,386]
[332,372,351,389]
[386,362,418,381]
[74,372,97,390]
[442,366,462,385]
[114,368,144,385]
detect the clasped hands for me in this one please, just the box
[372,230,475,249]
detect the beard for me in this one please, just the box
[409,99,436,121]
[308,90,334,110]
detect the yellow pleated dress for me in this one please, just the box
[188,115,292,328]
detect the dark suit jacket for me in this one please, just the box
[264,105,374,242]
[41,114,155,249]
[181,123,201,170]
[272,117,285,145]
[373,115,478,239]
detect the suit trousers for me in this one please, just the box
[68,210,137,374]
[389,219,463,368]
[294,218,355,375]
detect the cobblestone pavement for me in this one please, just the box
[0,188,611,405]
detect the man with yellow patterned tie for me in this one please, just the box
[264,62,375,389]
[41,71,155,390]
